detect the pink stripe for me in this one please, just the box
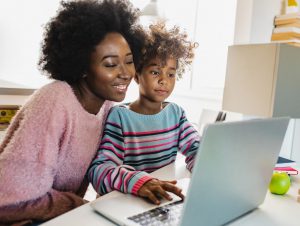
[101,138,125,150]
[179,136,195,149]
[123,172,132,193]
[96,166,111,189]
[179,130,198,143]
[124,147,175,157]
[99,146,123,159]
[182,141,192,155]
[179,124,193,134]
[186,155,193,162]
[123,124,179,136]
[125,139,177,151]
[132,175,153,195]
[101,152,121,163]
[116,169,124,189]
[125,132,179,144]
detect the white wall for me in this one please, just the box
[2,0,278,125]
[0,0,60,88]
[128,0,237,123]
[234,0,283,44]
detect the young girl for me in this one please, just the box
[88,22,199,205]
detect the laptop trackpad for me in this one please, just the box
[91,178,190,220]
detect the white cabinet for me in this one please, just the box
[222,43,300,118]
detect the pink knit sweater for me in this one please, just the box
[0,81,113,225]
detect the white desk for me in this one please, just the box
[42,154,300,226]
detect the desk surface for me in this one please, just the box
[42,154,300,226]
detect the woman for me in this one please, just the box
[0,0,145,225]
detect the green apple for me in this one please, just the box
[269,172,291,195]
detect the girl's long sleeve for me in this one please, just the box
[177,110,201,172]
[88,109,153,196]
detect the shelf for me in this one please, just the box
[0,79,35,95]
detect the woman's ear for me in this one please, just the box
[134,73,140,84]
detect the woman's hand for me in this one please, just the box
[137,179,184,205]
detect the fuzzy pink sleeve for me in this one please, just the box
[0,89,84,224]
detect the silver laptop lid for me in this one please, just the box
[180,117,289,226]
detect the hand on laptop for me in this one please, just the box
[138,179,185,205]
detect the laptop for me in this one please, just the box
[91,117,290,226]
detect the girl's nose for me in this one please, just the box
[158,76,167,85]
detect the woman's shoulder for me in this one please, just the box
[37,80,71,96]
[31,81,75,103]
[22,81,76,113]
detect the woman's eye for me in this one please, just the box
[105,64,117,68]
[126,60,134,65]
[169,73,176,78]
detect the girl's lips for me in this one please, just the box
[155,89,168,95]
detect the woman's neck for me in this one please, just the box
[71,79,104,115]
[129,98,163,115]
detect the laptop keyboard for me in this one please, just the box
[127,200,184,226]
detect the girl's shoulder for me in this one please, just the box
[107,103,131,115]
[164,102,185,114]
[111,103,130,111]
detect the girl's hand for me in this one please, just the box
[137,179,184,205]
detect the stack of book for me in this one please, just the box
[0,105,19,131]
[274,156,298,175]
[271,13,300,45]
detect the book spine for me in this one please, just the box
[0,109,18,124]
[274,169,298,175]
[271,32,300,40]
[276,23,300,28]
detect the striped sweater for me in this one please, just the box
[88,102,200,196]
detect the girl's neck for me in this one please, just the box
[71,79,104,115]
[129,98,164,115]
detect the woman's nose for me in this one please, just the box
[118,64,134,80]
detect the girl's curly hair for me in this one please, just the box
[136,21,197,79]
[38,0,146,84]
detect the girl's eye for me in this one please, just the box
[151,71,160,76]
[169,73,176,78]
[126,60,134,65]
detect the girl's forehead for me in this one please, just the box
[146,57,177,66]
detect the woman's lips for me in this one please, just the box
[113,84,128,93]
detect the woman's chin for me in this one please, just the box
[111,94,126,102]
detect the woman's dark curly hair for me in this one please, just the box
[136,21,197,79]
[39,0,145,84]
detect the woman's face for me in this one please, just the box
[85,32,135,102]
[137,57,177,103]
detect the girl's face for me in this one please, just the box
[85,32,135,102]
[136,57,177,103]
